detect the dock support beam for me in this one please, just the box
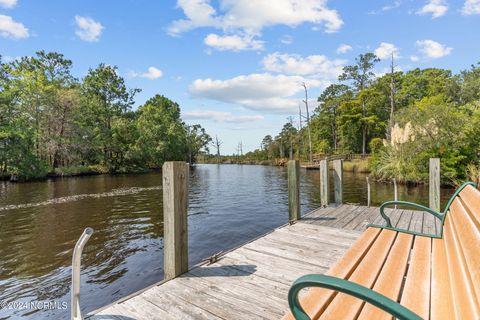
[163,161,189,280]
[288,160,300,222]
[429,158,440,212]
[320,159,329,207]
[333,159,343,204]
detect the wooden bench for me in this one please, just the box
[284,182,480,320]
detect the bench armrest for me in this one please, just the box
[288,274,422,320]
[379,201,442,228]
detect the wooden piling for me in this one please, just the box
[288,160,301,222]
[320,159,329,207]
[366,176,371,207]
[429,158,440,212]
[393,178,398,209]
[333,159,343,204]
[163,161,189,280]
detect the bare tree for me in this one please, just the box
[213,135,222,156]
[302,82,313,163]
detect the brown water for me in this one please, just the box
[0,164,454,319]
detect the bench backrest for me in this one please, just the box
[442,184,480,318]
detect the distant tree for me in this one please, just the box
[186,124,212,163]
[339,53,380,155]
[316,84,350,152]
[213,135,222,156]
[279,121,298,160]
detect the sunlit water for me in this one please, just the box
[0,164,454,319]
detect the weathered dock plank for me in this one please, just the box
[90,204,437,320]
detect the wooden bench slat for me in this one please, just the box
[431,237,455,320]
[444,214,480,319]
[282,227,382,320]
[459,185,480,228]
[400,235,432,319]
[318,229,397,319]
[356,232,413,320]
[448,199,480,308]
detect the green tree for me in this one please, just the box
[81,64,139,169]
[186,124,212,163]
[278,121,298,159]
[133,95,187,167]
[315,84,350,152]
[339,53,380,155]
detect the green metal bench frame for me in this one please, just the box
[368,181,476,238]
[288,181,477,320]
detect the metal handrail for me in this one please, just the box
[71,227,93,320]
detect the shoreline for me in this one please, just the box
[2,161,460,187]
[1,166,158,183]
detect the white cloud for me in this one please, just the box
[130,67,163,80]
[368,0,402,14]
[0,0,16,8]
[204,33,264,51]
[189,73,325,113]
[183,110,264,123]
[462,0,480,14]
[416,0,448,18]
[410,55,419,62]
[0,15,29,39]
[280,35,293,45]
[374,42,399,59]
[262,52,345,79]
[416,39,452,58]
[336,44,352,54]
[169,0,343,35]
[75,16,104,42]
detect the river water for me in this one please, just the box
[0,164,454,319]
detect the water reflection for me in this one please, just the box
[0,164,454,319]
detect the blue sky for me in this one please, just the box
[1,0,479,154]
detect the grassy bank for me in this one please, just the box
[343,159,370,173]
[3,164,155,182]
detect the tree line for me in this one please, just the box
[0,51,211,181]
[247,53,480,184]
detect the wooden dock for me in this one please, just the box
[89,204,438,320]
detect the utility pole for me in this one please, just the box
[237,142,243,157]
[302,82,313,163]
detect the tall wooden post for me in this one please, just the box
[429,158,440,212]
[163,161,188,280]
[320,159,329,207]
[333,159,343,204]
[366,177,371,207]
[288,160,300,222]
[393,178,398,209]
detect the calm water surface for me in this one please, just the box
[0,164,454,319]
